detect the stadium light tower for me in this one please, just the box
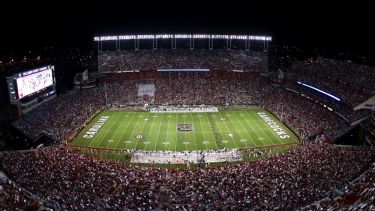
[94,34,272,51]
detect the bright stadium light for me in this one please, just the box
[119,35,136,40]
[175,34,191,38]
[156,34,172,39]
[297,81,341,101]
[140,35,155,39]
[193,34,210,39]
[94,34,272,42]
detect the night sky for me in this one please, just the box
[0,1,374,54]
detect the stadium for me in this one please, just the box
[1,2,375,210]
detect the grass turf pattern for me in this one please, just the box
[72,109,299,151]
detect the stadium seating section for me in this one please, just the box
[1,49,375,210]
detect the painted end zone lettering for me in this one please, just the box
[83,116,110,139]
[257,112,290,139]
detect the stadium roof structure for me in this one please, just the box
[354,95,375,111]
[94,34,272,51]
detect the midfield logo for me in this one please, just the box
[177,124,193,131]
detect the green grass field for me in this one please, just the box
[71,109,299,151]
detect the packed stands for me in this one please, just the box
[0,172,41,210]
[2,47,375,210]
[98,49,268,72]
[13,88,105,141]
[12,78,348,142]
[0,142,373,210]
[285,57,375,108]
[12,70,349,142]
[304,164,375,210]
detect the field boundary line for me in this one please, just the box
[232,111,258,147]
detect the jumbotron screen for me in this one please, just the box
[16,66,54,99]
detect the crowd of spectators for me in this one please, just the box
[3,48,375,210]
[370,113,375,140]
[154,72,346,140]
[0,142,373,210]
[258,86,347,140]
[284,82,373,123]
[0,173,41,210]
[13,71,349,142]
[7,49,375,144]
[98,49,268,72]
[104,81,152,107]
[154,72,262,105]
[285,57,375,108]
[304,164,375,210]
[13,88,105,141]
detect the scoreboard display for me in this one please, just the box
[7,65,56,101]
[16,67,54,99]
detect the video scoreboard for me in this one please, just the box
[6,65,56,117]
[7,65,55,101]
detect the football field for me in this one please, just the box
[72,109,299,151]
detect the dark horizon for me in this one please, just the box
[1,1,374,55]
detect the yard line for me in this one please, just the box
[121,112,145,150]
[190,113,199,151]
[175,113,178,152]
[133,113,151,150]
[195,113,209,151]
[90,112,121,148]
[103,112,130,149]
[183,114,187,151]
[164,112,171,151]
[193,113,205,150]
[209,112,230,149]
[245,111,283,145]
[203,113,219,150]
[116,112,137,149]
[154,113,164,151]
[142,112,157,151]
[232,111,258,147]
[217,112,241,149]
[107,113,129,149]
